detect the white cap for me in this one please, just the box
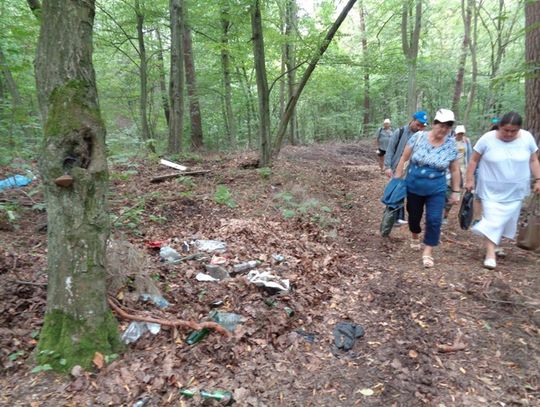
[434,108,455,124]
[383,118,391,124]
[455,125,466,134]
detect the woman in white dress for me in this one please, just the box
[465,112,540,269]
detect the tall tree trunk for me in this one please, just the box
[34,0,120,371]
[451,0,472,119]
[0,47,22,107]
[156,27,170,127]
[464,0,479,126]
[401,0,422,116]
[183,5,204,150]
[285,0,298,145]
[169,0,185,154]
[272,0,357,159]
[359,1,369,136]
[251,0,271,166]
[221,4,237,148]
[134,0,152,150]
[525,0,540,143]
[237,65,256,149]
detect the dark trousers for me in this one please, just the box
[407,191,446,246]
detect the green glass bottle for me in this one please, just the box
[200,389,233,404]
[179,389,195,398]
[185,328,210,345]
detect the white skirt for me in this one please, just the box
[472,200,522,245]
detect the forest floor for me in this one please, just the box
[1,140,539,407]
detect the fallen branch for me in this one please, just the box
[150,170,210,183]
[107,297,230,337]
[437,331,466,353]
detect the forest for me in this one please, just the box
[1,0,540,405]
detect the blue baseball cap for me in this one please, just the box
[491,117,500,124]
[412,111,428,124]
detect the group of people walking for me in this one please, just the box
[375,110,540,269]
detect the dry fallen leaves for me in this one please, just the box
[93,352,104,370]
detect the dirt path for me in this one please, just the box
[1,141,539,406]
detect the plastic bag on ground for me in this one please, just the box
[159,246,182,263]
[210,311,246,332]
[122,321,161,344]
[140,293,170,309]
[196,272,220,282]
[0,175,33,191]
[333,322,365,351]
[194,239,227,253]
[246,270,290,292]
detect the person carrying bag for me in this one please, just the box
[517,193,540,251]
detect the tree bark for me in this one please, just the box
[525,0,540,143]
[464,0,479,126]
[221,4,237,148]
[169,0,185,154]
[285,0,298,145]
[401,0,422,116]
[251,0,271,167]
[451,0,472,119]
[34,0,120,371]
[134,0,152,150]
[359,1,369,136]
[156,27,170,127]
[183,5,204,150]
[0,46,22,107]
[272,0,357,160]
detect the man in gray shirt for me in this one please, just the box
[383,111,428,225]
[384,111,428,178]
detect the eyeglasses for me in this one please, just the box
[437,122,453,128]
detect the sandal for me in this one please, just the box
[483,258,496,270]
[422,255,434,268]
[494,248,506,258]
[410,238,421,249]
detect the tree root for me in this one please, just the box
[107,297,230,337]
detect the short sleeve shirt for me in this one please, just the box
[474,130,538,202]
[408,131,459,171]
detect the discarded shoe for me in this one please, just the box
[422,255,434,268]
[483,258,496,270]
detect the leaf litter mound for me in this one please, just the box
[0,141,539,406]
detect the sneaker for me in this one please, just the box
[396,219,408,226]
[483,258,496,270]
[441,218,448,225]
[410,239,421,249]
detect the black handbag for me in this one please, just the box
[458,191,474,230]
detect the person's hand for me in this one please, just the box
[385,169,393,179]
[449,192,461,205]
[464,179,474,192]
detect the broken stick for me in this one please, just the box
[150,170,210,183]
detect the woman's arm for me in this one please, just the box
[393,145,412,178]
[465,151,481,191]
[448,159,461,204]
[530,152,540,193]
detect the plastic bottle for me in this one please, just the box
[179,389,196,398]
[232,260,260,274]
[185,328,210,344]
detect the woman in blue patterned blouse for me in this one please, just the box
[394,109,461,268]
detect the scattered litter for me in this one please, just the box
[159,246,182,263]
[272,254,285,263]
[210,300,224,308]
[333,322,365,351]
[196,272,220,282]
[121,321,161,344]
[294,329,316,343]
[211,255,227,265]
[200,389,233,404]
[204,264,230,280]
[140,293,170,309]
[0,175,32,191]
[232,260,260,274]
[181,241,190,252]
[145,241,165,249]
[132,396,151,407]
[160,158,188,171]
[194,239,227,253]
[185,328,210,344]
[284,306,295,317]
[264,298,277,307]
[246,270,290,293]
[210,311,245,332]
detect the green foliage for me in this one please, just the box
[257,167,272,179]
[8,350,25,361]
[274,190,338,228]
[214,185,237,208]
